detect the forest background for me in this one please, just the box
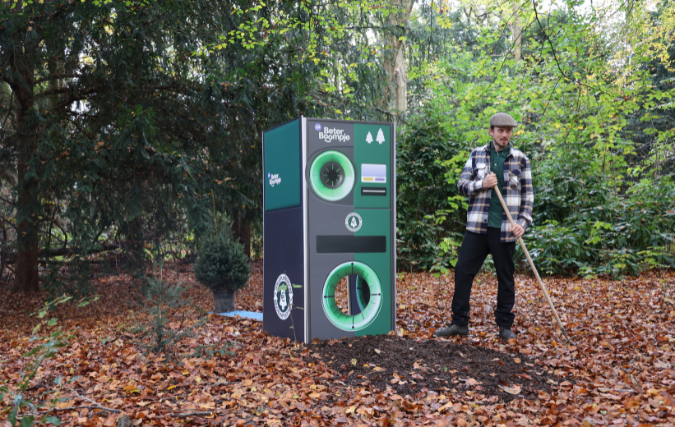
[1,0,675,296]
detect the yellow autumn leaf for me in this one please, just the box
[123,384,140,394]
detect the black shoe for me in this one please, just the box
[499,326,516,340]
[434,324,468,337]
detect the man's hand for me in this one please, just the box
[512,224,525,238]
[482,172,498,189]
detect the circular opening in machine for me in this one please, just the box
[320,161,345,189]
[322,262,382,331]
[309,151,355,201]
[332,277,371,315]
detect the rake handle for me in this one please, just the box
[492,186,571,343]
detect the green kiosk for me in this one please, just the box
[262,117,396,343]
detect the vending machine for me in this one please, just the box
[262,117,396,342]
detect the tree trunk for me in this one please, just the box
[12,102,40,293]
[124,216,146,272]
[382,0,414,115]
[511,3,522,61]
[232,216,251,261]
[0,219,8,281]
[9,0,41,293]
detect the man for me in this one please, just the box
[434,113,533,341]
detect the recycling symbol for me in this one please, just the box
[345,212,363,232]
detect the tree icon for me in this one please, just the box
[366,132,373,144]
[376,128,385,144]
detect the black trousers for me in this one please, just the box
[451,228,516,328]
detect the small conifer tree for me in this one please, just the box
[194,233,250,293]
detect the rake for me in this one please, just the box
[493,186,571,344]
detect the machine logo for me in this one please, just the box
[273,274,293,320]
[268,172,281,187]
[314,123,322,131]
[345,212,363,232]
[318,126,351,143]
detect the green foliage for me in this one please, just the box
[1,0,393,291]
[522,176,675,277]
[194,231,250,292]
[395,0,675,277]
[1,295,97,426]
[396,111,468,271]
[132,275,207,357]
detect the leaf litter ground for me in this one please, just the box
[1,260,674,426]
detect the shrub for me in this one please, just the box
[132,275,208,357]
[194,233,250,292]
[396,110,468,271]
[520,175,675,277]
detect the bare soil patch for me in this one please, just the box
[308,334,558,401]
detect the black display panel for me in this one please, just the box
[316,235,387,253]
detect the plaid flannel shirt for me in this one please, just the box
[457,143,533,243]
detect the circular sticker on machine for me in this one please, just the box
[345,212,362,232]
[322,262,382,332]
[274,274,293,320]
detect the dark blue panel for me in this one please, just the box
[349,275,361,316]
[263,206,305,341]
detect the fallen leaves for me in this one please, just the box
[498,384,522,395]
[654,360,671,369]
[0,262,674,426]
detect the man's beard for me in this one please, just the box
[494,138,509,147]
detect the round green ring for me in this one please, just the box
[322,262,382,331]
[309,150,355,201]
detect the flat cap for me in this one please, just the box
[489,112,518,128]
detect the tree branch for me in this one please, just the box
[2,89,14,129]
[3,243,121,264]
[35,405,122,415]
[531,0,573,82]
[34,73,80,86]
[52,111,96,140]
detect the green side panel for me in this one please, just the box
[353,124,391,209]
[355,209,392,336]
[264,120,301,211]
